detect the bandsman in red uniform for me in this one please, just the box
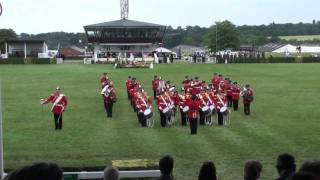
[211,73,221,91]
[135,89,152,127]
[152,75,159,99]
[184,94,201,135]
[101,83,117,118]
[214,90,227,126]
[243,84,254,115]
[176,92,189,126]
[100,72,109,88]
[157,91,171,127]
[231,82,241,111]
[40,87,68,130]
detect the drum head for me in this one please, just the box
[183,106,189,112]
[220,106,227,113]
[209,105,215,111]
[144,109,151,116]
[202,106,209,112]
[163,107,170,113]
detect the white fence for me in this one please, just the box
[64,170,161,179]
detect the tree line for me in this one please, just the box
[1,20,320,51]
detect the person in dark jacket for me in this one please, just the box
[153,155,174,180]
[244,160,263,180]
[275,153,296,180]
[198,161,217,180]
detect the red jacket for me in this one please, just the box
[42,93,68,115]
[185,99,201,119]
[157,95,169,111]
[232,85,241,101]
[226,83,233,96]
[213,94,227,110]
[100,76,108,87]
[211,76,220,87]
[103,87,117,104]
[243,89,253,104]
[152,79,159,91]
[135,95,152,112]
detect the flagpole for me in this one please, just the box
[0,81,4,179]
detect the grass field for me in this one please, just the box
[0,64,319,180]
[279,35,320,41]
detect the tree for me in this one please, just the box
[0,29,17,52]
[206,20,240,52]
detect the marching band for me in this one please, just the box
[124,73,254,134]
[40,72,253,133]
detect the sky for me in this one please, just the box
[1,0,320,34]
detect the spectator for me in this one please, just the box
[198,161,217,180]
[153,155,174,180]
[104,167,120,180]
[299,160,320,179]
[290,172,317,180]
[4,162,63,180]
[244,160,263,180]
[275,153,296,180]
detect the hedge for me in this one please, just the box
[222,57,320,64]
[0,58,53,64]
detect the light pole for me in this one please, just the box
[0,82,4,179]
[0,2,2,16]
[215,22,218,53]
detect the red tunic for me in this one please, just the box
[42,93,68,115]
[103,88,117,104]
[185,99,201,119]
[211,76,220,87]
[232,85,241,101]
[243,89,253,104]
[152,79,159,91]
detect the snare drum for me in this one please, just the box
[144,109,153,119]
[209,105,215,111]
[182,106,189,112]
[163,107,170,114]
[201,106,209,112]
[220,106,228,113]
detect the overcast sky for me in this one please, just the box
[1,0,320,34]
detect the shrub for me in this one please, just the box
[0,58,25,64]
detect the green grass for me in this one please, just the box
[279,35,320,41]
[0,64,320,180]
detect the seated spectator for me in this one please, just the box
[244,160,262,180]
[4,162,63,180]
[104,167,120,180]
[299,160,320,179]
[275,153,296,180]
[290,172,317,180]
[198,161,217,180]
[153,155,174,180]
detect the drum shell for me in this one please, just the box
[144,109,153,119]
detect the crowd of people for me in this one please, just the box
[3,153,319,180]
